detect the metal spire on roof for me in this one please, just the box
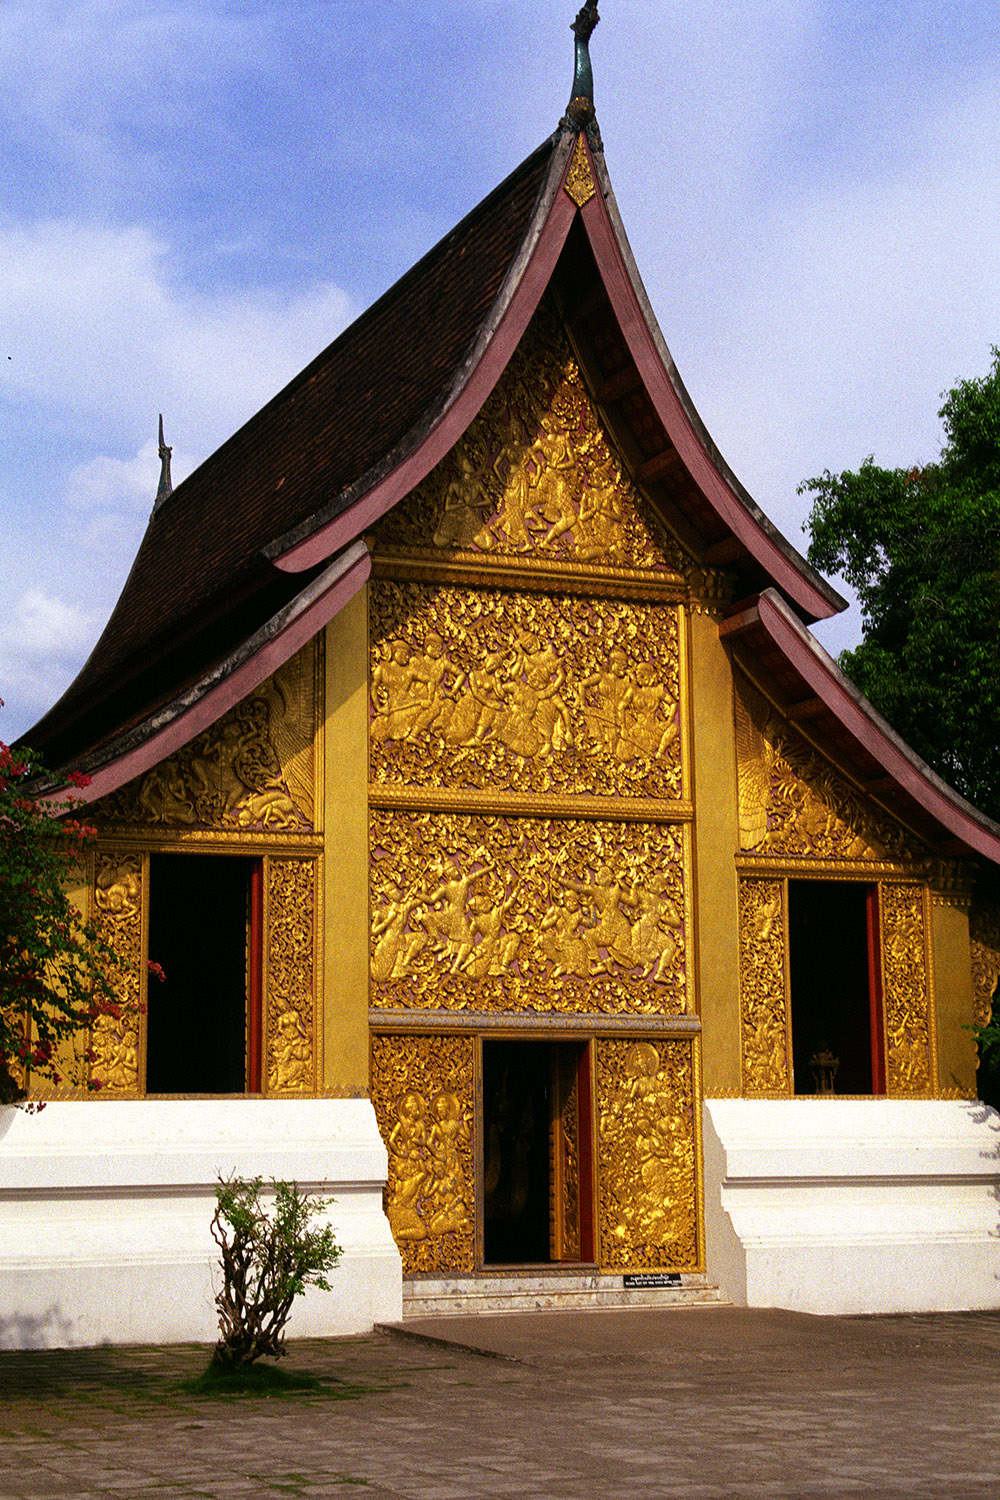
[562,3,601,144]
[154,414,173,510]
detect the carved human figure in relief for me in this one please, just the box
[628,873,682,982]
[442,652,506,748]
[371,879,427,983]
[571,455,625,562]
[618,661,679,761]
[465,883,520,980]
[538,889,590,979]
[420,863,486,974]
[270,1008,311,1092]
[387,1091,432,1242]
[496,632,572,757]
[425,1092,472,1237]
[570,864,638,973]
[432,449,495,550]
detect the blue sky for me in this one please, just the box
[3,1,999,741]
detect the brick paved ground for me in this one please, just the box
[1,1306,1000,1499]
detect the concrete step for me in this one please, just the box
[402,1271,726,1318]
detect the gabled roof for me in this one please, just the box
[22,109,1000,870]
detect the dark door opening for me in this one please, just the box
[482,1039,594,1266]
[787,879,884,1095]
[146,853,262,1094]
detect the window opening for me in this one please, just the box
[146,853,262,1094]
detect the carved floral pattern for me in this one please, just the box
[738,878,790,1095]
[376,302,684,575]
[265,859,316,1094]
[90,852,142,1095]
[736,680,917,862]
[881,883,932,1096]
[596,1038,698,1271]
[371,582,682,799]
[96,648,316,833]
[370,1032,475,1274]
[970,897,1000,1030]
[371,811,688,1016]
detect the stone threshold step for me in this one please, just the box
[402,1272,725,1318]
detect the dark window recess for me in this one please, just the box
[146,853,261,1094]
[787,880,883,1096]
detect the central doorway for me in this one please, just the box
[481,1039,594,1266]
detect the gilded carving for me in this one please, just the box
[370,1033,475,1274]
[736,679,917,862]
[90,852,142,1095]
[376,302,684,575]
[265,859,316,1094]
[738,877,790,1095]
[97,648,316,833]
[970,897,1000,1030]
[371,582,682,800]
[553,1056,581,1261]
[596,1038,699,1271]
[371,811,689,1016]
[564,135,596,207]
[881,883,932,1096]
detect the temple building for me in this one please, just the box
[5,7,1000,1346]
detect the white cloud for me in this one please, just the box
[0,590,102,731]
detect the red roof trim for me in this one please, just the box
[578,145,842,624]
[272,143,578,574]
[48,543,371,809]
[722,589,1000,864]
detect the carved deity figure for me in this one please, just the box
[387,1092,432,1242]
[371,880,427,983]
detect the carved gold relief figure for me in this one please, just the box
[738,879,791,1095]
[370,582,682,800]
[265,859,316,1094]
[97,648,316,833]
[370,1033,475,1274]
[376,301,685,575]
[90,853,143,1095]
[970,897,1000,1030]
[597,1038,699,1271]
[371,811,689,1016]
[736,681,916,862]
[881,883,932,1096]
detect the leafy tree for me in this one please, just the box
[801,348,1000,821]
[210,1175,342,1369]
[0,728,125,1102]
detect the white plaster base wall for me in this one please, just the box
[703,1098,1000,1315]
[0,1098,402,1350]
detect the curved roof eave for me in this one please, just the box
[268,132,579,574]
[580,146,845,624]
[42,542,371,809]
[721,588,1000,866]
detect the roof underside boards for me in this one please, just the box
[720,590,1000,864]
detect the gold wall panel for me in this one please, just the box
[738,877,791,1096]
[265,858,317,1095]
[970,895,1000,1030]
[596,1038,699,1271]
[371,810,689,1016]
[95,643,318,834]
[370,1032,475,1274]
[375,300,685,577]
[736,678,919,862]
[371,581,682,800]
[90,851,143,1095]
[881,883,933,1096]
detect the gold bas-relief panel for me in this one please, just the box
[265,858,316,1095]
[970,896,1000,1030]
[738,877,791,1096]
[736,679,917,862]
[596,1038,699,1271]
[881,883,933,1096]
[96,644,318,834]
[370,1032,475,1274]
[90,851,143,1095]
[564,135,596,207]
[375,301,684,577]
[371,582,682,800]
[371,811,688,1016]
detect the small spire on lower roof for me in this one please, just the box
[562,3,601,146]
[154,414,173,510]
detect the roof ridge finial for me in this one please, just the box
[562,4,601,146]
[154,413,173,510]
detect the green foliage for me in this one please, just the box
[0,732,125,1103]
[210,1175,342,1369]
[802,348,1000,821]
